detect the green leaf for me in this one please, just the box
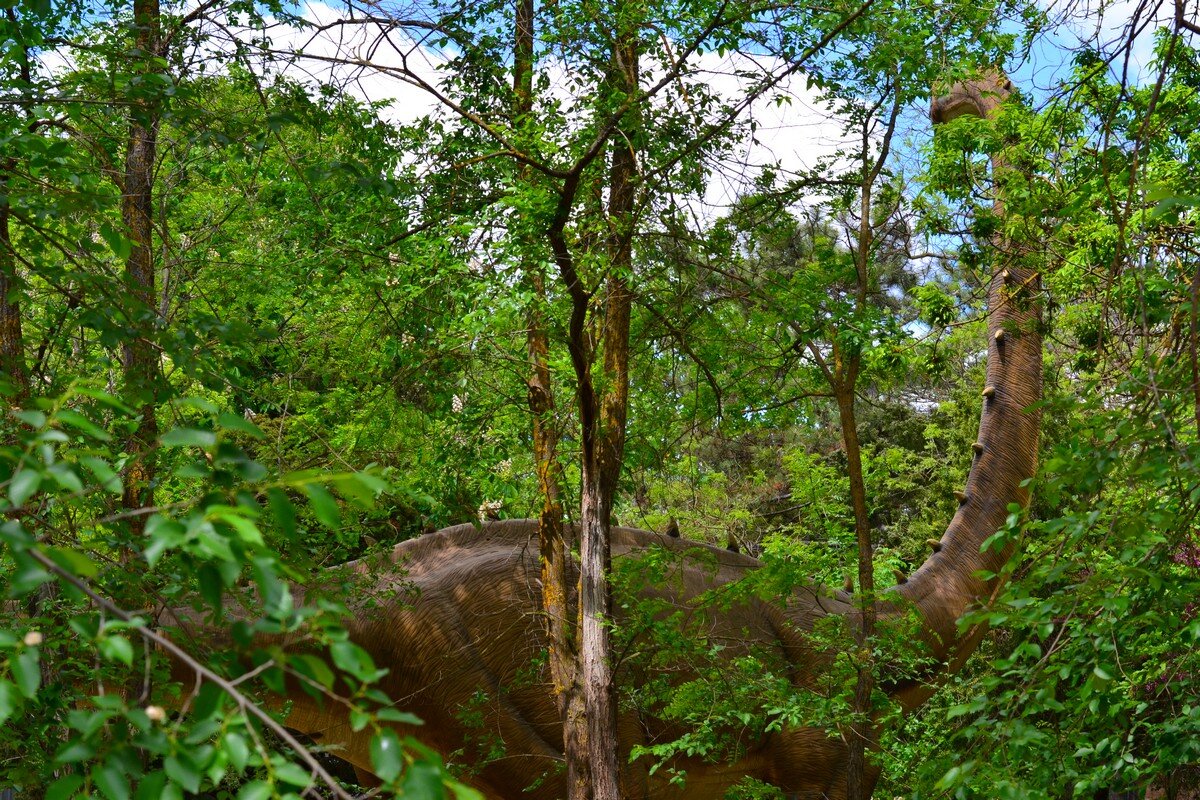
[9,468,41,507]
[164,753,202,795]
[449,783,485,800]
[94,761,131,800]
[198,563,225,608]
[370,729,404,783]
[47,462,84,493]
[144,515,184,567]
[272,759,313,788]
[160,428,217,449]
[56,408,112,441]
[330,641,383,683]
[377,707,423,726]
[82,456,123,493]
[267,489,297,540]
[402,761,446,799]
[133,771,167,800]
[237,780,272,800]
[217,411,264,439]
[54,738,97,763]
[0,680,16,726]
[223,731,250,771]
[99,222,133,260]
[292,654,336,691]
[193,681,225,723]
[45,774,84,800]
[304,484,340,529]
[74,387,134,412]
[9,550,51,593]
[333,473,387,508]
[99,635,135,666]
[47,545,100,578]
[212,508,264,547]
[12,647,40,697]
[14,409,47,429]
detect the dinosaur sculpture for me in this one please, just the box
[167,74,1036,799]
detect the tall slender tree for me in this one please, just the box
[0,7,33,400]
[120,0,164,535]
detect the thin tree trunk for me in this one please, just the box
[512,1,588,795]
[120,0,162,535]
[576,21,638,799]
[530,274,588,799]
[0,166,28,402]
[1189,264,1200,437]
[1,9,31,401]
[838,384,876,800]
[841,90,901,800]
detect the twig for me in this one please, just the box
[24,547,361,800]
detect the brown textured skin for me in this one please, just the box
[207,522,858,800]
[165,74,1038,800]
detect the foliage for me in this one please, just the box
[2,0,1200,797]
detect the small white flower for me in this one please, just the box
[493,458,513,475]
[90,231,104,245]
[145,705,166,722]
[22,631,42,647]
[400,333,415,346]
[451,394,465,414]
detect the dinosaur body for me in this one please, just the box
[165,73,1037,800]
[310,521,859,799]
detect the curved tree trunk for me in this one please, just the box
[893,72,1042,709]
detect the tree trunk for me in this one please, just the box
[0,9,31,401]
[839,91,901,800]
[120,0,162,535]
[0,165,28,402]
[838,384,876,800]
[576,22,638,799]
[512,1,588,796]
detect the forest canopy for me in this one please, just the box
[2,0,1200,798]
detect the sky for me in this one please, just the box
[234,0,1178,216]
[228,0,869,212]
[37,0,1179,220]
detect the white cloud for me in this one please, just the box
[257,3,858,217]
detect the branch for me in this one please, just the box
[25,547,362,800]
[637,298,724,419]
[645,0,878,186]
[268,48,569,181]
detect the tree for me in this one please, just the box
[0,3,480,796]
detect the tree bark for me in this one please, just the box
[840,90,901,800]
[0,9,31,401]
[120,0,163,535]
[512,1,588,796]
[0,164,28,402]
[576,21,638,800]
[839,382,875,800]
